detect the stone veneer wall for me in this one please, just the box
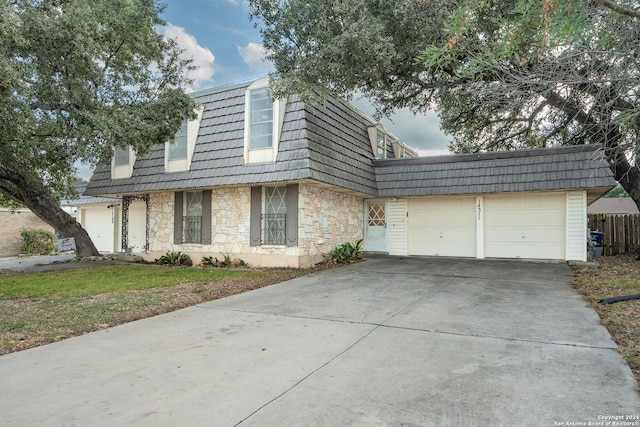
[144,183,364,267]
[298,183,364,256]
[0,209,54,256]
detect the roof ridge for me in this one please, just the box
[373,144,603,167]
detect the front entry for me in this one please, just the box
[364,200,387,252]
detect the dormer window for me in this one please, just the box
[111,145,135,179]
[168,120,188,161]
[367,124,387,159]
[249,87,273,149]
[165,106,204,173]
[244,78,287,164]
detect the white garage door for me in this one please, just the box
[81,205,116,253]
[407,197,476,257]
[484,193,565,260]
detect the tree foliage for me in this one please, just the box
[251,0,640,207]
[0,0,197,256]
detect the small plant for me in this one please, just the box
[155,251,192,267]
[328,239,363,264]
[202,254,248,268]
[20,228,57,255]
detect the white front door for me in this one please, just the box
[364,200,387,252]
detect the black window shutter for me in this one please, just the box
[250,186,262,246]
[285,184,298,247]
[201,190,212,245]
[174,192,183,244]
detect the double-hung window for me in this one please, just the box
[263,186,287,245]
[244,78,287,164]
[165,106,204,173]
[183,191,203,244]
[250,184,298,247]
[376,129,387,159]
[367,124,389,160]
[112,146,135,179]
[248,88,274,150]
[168,120,188,161]
[173,190,211,245]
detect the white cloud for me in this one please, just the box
[163,23,216,91]
[237,42,274,74]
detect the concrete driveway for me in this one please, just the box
[0,257,638,426]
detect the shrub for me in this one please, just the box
[155,251,192,267]
[328,239,363,264]
[20,228,57,255]
[202,254,248,268]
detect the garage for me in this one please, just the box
[484,193,566,260]
[407,197,476,257]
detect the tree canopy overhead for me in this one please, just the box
[0,0,197,256]
[251,0,640,207]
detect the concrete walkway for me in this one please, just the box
[0,253,142,272]
[0,257,638,426]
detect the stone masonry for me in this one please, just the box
[142,182,364,267]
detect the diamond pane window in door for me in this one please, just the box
[365,200,387,252]
[263,186,286,245]
[368,202,386,226]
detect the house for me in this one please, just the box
[587,195,639,214]
[84,78,616,266]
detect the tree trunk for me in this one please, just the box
[0,168,100,258]
[610,155,640,213]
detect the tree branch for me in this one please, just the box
[594,0,640,20]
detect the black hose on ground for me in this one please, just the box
[598,294,640,305]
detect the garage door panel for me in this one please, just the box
[485,194,565,260]
[408,197,476,257]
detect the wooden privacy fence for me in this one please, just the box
[588,213,640,256]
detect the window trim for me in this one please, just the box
[165,105,204,173]
[367,124,387,159]
[244,78,287,164]
[111,145,136,179]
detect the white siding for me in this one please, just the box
[566,191,587,261]
[388,199,407,256]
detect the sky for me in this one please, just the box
[159,0,452,157]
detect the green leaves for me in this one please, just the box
[1,0,196,181]
[328,239,363,264]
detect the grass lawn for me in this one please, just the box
[0,264,309,355]
[571,254,640,386]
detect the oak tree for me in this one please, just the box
[251,0,640,208]
[1,0,196,257]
